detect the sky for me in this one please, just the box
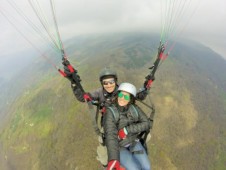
[0,0,226,61]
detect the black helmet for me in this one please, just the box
[99,67,117,82]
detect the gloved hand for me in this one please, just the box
[136,88,148,100]
[62,58,70,66]
[118,127,128,140]
[144,79,154,89]
[83,93,92,102]
[62,58,76,77]
[107,160,120,170]
[63,65,73,77]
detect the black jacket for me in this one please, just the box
[103,104,150,161]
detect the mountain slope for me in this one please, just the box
[0,33,226,170]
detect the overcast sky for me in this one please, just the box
[1,0,226,61]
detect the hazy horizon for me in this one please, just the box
[1,0,225,60]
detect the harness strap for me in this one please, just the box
[87,102,102,136]
[129,105,139,120]
[108,106,119,123]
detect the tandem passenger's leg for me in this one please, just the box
[132,142,151,170]
[120,148,140,170]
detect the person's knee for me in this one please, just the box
[141,163,151,170]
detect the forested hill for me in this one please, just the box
[0,33,226,170]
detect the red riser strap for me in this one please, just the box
[58,69,67,77]
[67,65,74,73]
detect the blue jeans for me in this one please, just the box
[120,141,151,170]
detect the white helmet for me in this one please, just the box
[118,83,137,97]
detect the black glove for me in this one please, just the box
[64,66,81,84]
[62,59,70,66]
[136,88,148,100]
[64,65,73,77]
[144,76,155,89]
[62,59,75,78]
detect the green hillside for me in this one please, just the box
[0,33,226,170]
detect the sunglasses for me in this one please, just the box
[102,79,115,85]
[118,92,130,101]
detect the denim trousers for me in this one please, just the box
[120,141,151,170]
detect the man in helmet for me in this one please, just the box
[69,67,120,166]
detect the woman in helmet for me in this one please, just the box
[104,83,151,170]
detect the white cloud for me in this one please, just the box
[0,0,225,59]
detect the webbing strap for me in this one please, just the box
[129,105,139,118]
[108,106,119,122]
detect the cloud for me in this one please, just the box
[0,0,225,59]
[55,0,161,38]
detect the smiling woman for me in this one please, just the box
[104,82,151,170]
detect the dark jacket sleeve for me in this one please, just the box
[71,85,102,103]
[89,88,102,101]
[126,105,150,134]
[71,84,85,102]
[103,108,120,161]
